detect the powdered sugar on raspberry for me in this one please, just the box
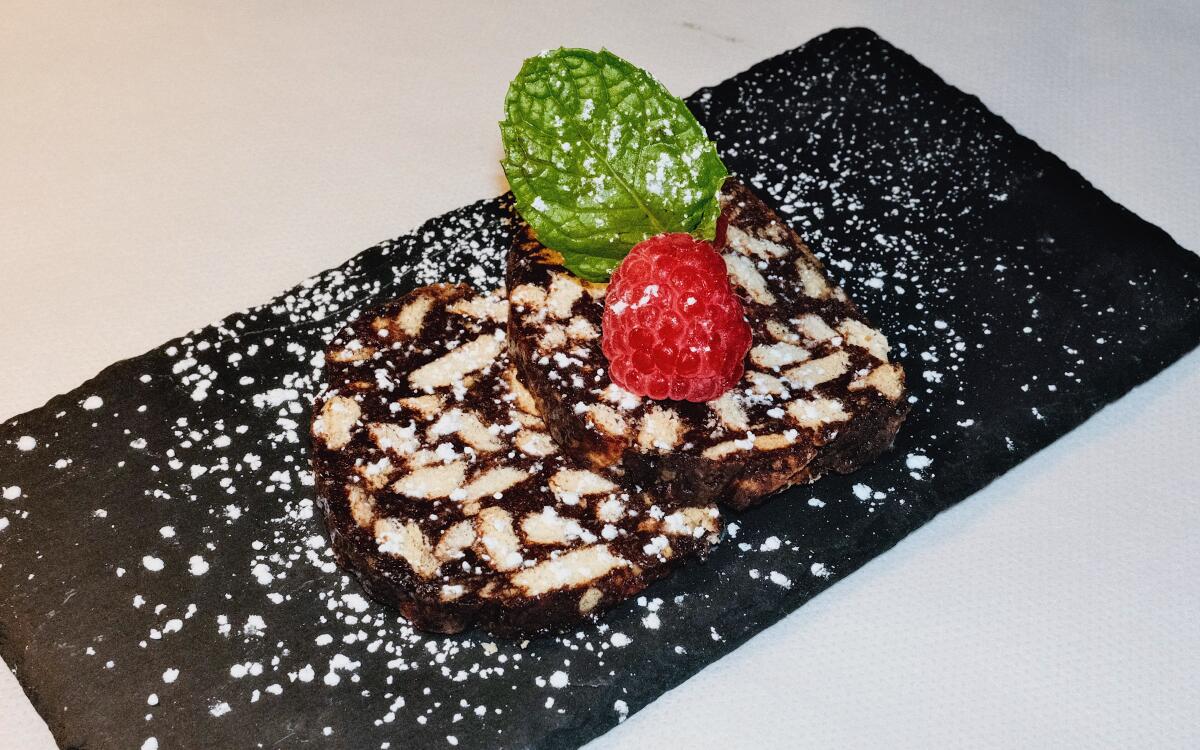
[602,233,751,401]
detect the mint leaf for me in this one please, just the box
[501,48,728,282]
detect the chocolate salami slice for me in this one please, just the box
[507,179,909,510]
[311,284,720,635]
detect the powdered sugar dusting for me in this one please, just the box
[0,28,1194,750]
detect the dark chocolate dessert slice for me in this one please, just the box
[311,284,720,635]
[507,179,909,510]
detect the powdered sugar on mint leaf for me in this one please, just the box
[500,48,728,282]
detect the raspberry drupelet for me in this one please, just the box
[601,233,752,402]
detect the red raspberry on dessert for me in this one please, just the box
[601,233,752,402]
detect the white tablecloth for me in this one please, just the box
[2,1,1197,747]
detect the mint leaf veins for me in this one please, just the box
[501,48,729,282]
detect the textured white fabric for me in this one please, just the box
[2,1,1197,747]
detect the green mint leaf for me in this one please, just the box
[501,48,729,282]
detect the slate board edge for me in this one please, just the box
[1,25,1198,750]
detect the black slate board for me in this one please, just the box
[2,27,1198,750]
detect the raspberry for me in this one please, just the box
[601,233,752,402]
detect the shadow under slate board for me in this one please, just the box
[2,26,1198,750]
